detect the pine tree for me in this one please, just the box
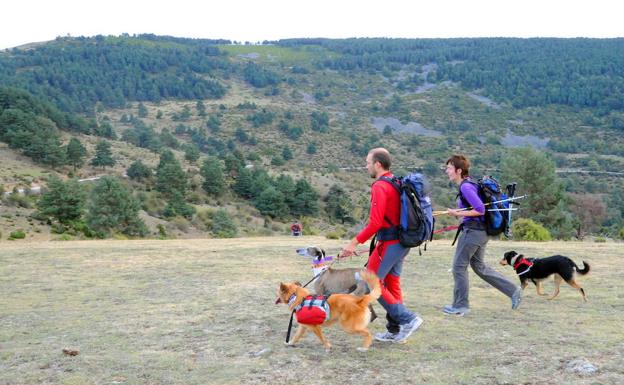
[254,186,288,218]
[163,190,196,218]
[293,178,320,216]
[233,166,253,199]
[90,140,115,169]
[184,144,200,163]
[196,100,207,117]
[156,161,188,199]
[86,176,147,237]
[200,156,225,196]
[324,184,354,224]
[127,160,152,181]
[282,146,293,161]
[275,174,296,213]
[66,137,87,171]
[37,176,85,225]
[137,102,148,118]
[500,147,573,238]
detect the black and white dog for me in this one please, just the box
[500,250,590,301]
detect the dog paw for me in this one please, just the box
[357,347,369,352]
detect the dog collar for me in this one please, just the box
[514,257,534,275]
[287,294,297,307]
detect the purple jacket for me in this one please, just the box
[457,178,485,225]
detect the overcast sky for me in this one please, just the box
[1,0,622,49]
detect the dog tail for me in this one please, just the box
[575,261,591,275]
[358,270,381,304]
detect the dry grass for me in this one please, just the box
[1,237,623,385]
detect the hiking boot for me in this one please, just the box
[374,331,399,342]
[393,316,424,343]
[511,287,522,310]
[442,305,470,316]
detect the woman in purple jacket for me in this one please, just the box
[443,154,521,316]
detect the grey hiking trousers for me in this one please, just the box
[452,227,517,309]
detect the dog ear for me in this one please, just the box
[321,248,326,258]
[279,282,288,292]
[294,281,302,287]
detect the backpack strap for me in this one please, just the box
[374,175,400,241]
[456,178,478,209]
[451,223,464,246]
[377,175,401,192]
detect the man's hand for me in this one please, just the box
[340,238,359,259]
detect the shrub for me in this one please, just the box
[54,234,73,241]
[211,209,238,238]
[300,217,318,236]
[594,237,606,243]
[512,218,552,241]
[325,226,347,240]
[7,194,32,208]
[157,224,167,239]
[171,216,190,232]
[619,228,624,240]
[9,230,26,239]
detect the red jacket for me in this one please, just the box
[356,171,400,244]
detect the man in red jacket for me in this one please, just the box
[341,148,423,343]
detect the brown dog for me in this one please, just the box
[276,270,381,351]
[296,246,378,322]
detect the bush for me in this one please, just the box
[594,237,606,243]
[157,224,167,239]
[9,230,26,239]
[325,226,347,240]
[512,218,552,241]
[300,217,318,236]
[54,234,74,241]
[211,209,238,238]
[619,228,624,240]
[6,194,32,208]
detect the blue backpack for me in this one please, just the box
[378,173,435,248]
[459,176,509,237]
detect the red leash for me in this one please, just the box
[433,225,459,234]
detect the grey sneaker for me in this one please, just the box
[374,331,398,342]
[442,305,470,316]
[393,316,424,343]
[511,287,522,310]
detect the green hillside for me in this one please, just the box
[1,35,623,241]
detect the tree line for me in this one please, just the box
[278,37,624,112]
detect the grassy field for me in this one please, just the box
[1,237,622,385]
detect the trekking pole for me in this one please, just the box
[505,183,517,237]
[433,195,527,216]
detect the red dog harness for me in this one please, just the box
[513,257,534,276]
[294,295,331,325]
